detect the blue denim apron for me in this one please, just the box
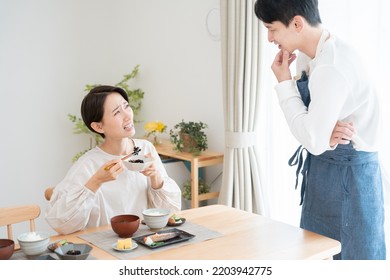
[289,71,386,260]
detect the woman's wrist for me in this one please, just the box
[85,176,102,193]
[150,173,163,189]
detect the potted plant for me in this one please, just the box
[182,178,210,201]
[68,65,144,162]
[169,120,208,155]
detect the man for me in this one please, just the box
[254,0,386,259]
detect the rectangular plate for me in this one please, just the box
[133,228,195,249]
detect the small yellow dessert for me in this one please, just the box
[124,238,132,249]
[117,238,132,249]
[117,239,125,249]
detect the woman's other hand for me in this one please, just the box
[140,153,163,189]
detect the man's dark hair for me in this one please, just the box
[81,85,128,138]
[254,0,322,27]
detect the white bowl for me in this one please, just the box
[142,208,171,231]
[17,231,50,256]
[123,156,154,171]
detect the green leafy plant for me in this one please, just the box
[182,179,210,201]
[169,120,208,155]
[68,65,144,162]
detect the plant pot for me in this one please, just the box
[180,133,197,153]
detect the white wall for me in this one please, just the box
[0,0,223,237]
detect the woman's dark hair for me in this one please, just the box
[81,85,128,138]
[254,0,321,27]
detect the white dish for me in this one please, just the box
[17,231,50,256]
[112,241,138,252]
[142,208,171,231]
[123,156,154,171]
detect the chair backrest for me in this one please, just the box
[0,204,41,240]
[44,186,54,201]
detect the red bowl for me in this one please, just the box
[0,239,15,260]
[110,214,140,238]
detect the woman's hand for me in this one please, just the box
[140,153,163,189]
[85,159,124,192]
[271,50,297,83]
[329,121,355,147]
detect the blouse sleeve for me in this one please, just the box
[145,143,182,212]
[44,159,99,235]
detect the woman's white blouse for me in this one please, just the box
[45,139,181,234]
[274,30,382,155]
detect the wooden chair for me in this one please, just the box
[0,204,41,241]
[44,186,54,201]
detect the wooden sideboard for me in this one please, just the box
[154,139,224,208]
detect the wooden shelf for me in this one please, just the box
[198,191,219,201]
[154,139,224,208]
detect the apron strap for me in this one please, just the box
[288,145,311,205]
[288,70,312,205]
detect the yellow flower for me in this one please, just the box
[144,122,157,132]
[144,121,167,135]
[155,122,166,133]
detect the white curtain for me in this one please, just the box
[218,0,268,215]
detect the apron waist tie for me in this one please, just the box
[288,145,311,205]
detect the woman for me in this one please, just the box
[45,85,181,234]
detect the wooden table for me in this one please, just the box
[155,140,224,208]
[51,205,341,260]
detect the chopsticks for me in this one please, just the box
[104,146,141,171]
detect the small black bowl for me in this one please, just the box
[54,244,92,260]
